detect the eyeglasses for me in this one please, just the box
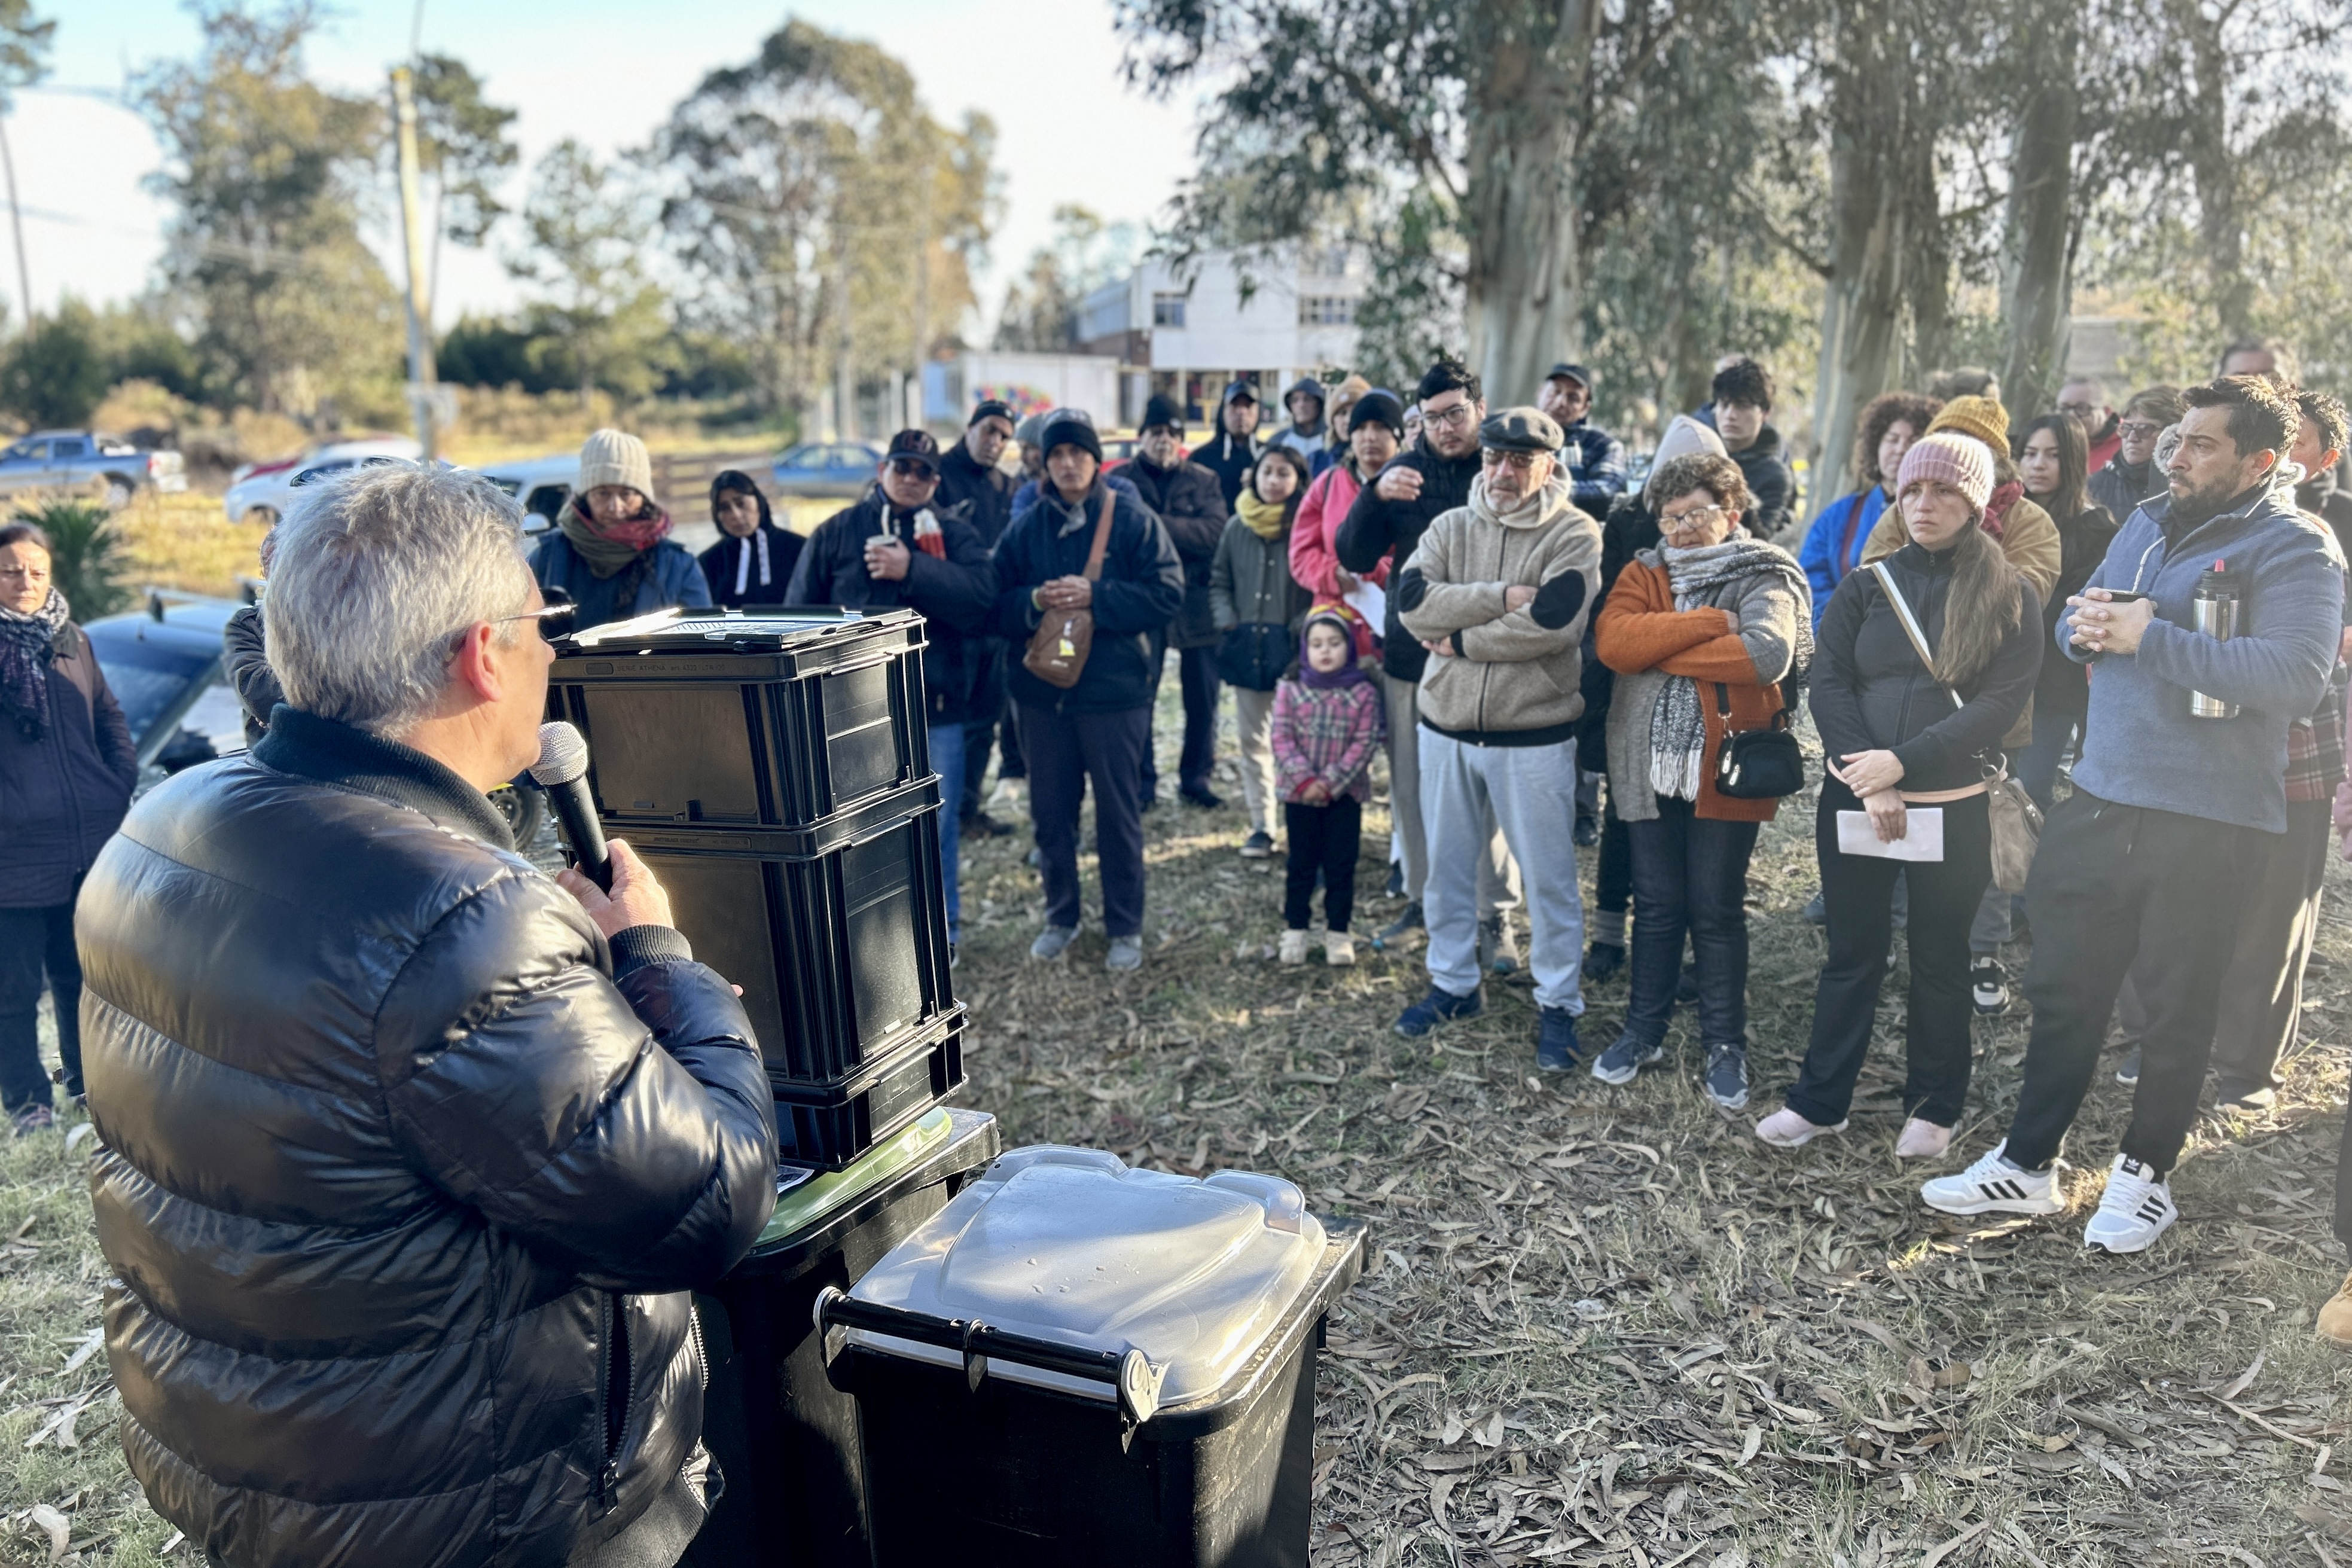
[2118,420,2164,440]
[886,459,938,480]
[1661,504,1729,529]
[1481,449,1545,472]
[2057,402,2101,419]
[494,587,577,644]
[1425,402,1478,430]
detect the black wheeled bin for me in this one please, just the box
[684,1106,1001,1568]
[816,1147,1368,1568]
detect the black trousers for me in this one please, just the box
[1596,789,1633,920]
[961,646,1023,812]
[1787,780,1991,1128]
[1283,797,1363,932]
[0,892,81,1112]
[1176,644,1221,789]
[1021,703,1151,938]
[2209,797,2331,1099]
[2005,789,2263,1173]
[1622,796,1759,1049]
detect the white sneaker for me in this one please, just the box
[1919,1140,2066,1216]
[987,778,1026,811]
[1278,929,1310,965]
[1895,1118,1954,1160]
[1754,1108,1847,1148]
[2083,1155,2177,1253]
[1323,932,1356,966]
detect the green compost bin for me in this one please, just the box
[683,1105,1000,1568]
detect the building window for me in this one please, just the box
[1152,292,1188,328]
[1298,295,1356,326]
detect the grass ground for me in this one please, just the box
[0,679,2345,1565]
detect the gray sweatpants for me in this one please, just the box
[1421,728,1585,1012]
[1382,670,1519,912]
[1232,686,1278,839]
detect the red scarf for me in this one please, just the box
[1981,480,2023,542]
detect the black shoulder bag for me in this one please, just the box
[1712,679,1806,799]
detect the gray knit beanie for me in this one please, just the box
[578,429,654,498]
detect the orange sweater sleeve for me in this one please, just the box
[1595,563,1735,674]
[1658,632,1766,683]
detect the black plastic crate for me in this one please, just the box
[771,1014,966,1169]
[548,609,932,831]
[628,806,955,1091]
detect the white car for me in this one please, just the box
[223,436,423,526]
[474,453,578,536]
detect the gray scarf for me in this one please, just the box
[1646,536,1813,800]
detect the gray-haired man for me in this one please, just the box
[77,462,777,1568]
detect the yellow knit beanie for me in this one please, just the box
[1927,396,2010,456]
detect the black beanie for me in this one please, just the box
[1141,392,1185,434]
[1349,389,1407,437]
[1038,410,1104,465]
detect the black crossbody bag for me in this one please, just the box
[1712,679,1806,799]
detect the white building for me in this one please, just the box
[1078,247,1369,429]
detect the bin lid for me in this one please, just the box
[848,1147,1327,1406]
[560,605,917,652]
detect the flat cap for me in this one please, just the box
[1479,405,1564,454]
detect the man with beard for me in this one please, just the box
[1923,375,2344,1255]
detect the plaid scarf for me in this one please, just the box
[1647,535,1813,800]
[0,586,68,738]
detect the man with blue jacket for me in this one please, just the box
[1924,375,2345,1253]
[990,410,1185,974]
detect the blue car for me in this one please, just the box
[770,441,884,500]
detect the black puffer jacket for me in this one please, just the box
[1,618,136,907]
[79,709,779,1568]
[785,491,998,725]
[1121,453,1228,648]
[1332,441,1484,684]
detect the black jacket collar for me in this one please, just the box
[254,706,515,852]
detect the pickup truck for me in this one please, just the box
[0,430,187,504]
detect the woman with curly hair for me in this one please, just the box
[1799,392,1940,630]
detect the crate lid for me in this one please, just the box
[846,1146,1327,1405]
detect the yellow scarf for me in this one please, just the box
[1237,489,1290,541]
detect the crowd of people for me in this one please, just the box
[0,328,2347,1566]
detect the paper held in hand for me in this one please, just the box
[1836,807,1946,862]
[1344,579,1386,632]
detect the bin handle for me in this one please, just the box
[814,1286,1164,1427]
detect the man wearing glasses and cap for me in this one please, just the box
[788,429,998,959]
[1538,362,1629,515]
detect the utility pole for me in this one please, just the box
[391,65,440,459]
[0,108,30,332]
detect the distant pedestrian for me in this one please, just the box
[1291,388,1404,612]
[2220,337,2296,383]
[1199,381,1264,509]
[1591,454,1810,1111]
[0,521,136,1133]
[530,428,712,631]
[1709,359,1798,540]
[936,399,1023,834]
[2057,376,2121,472]
[697,469,805,609]
[1799,392,1939,630]
[2088,385,2185,524]
[1211,444,1316,858]
[2292,387,2352,560]
[1271,607,1385,968]
[1313,374,1374,477]
[1536,362,1630,515]
[2011,414,2116,807]
[1124,392,1232,810]
[989,411,1185,974]
[1272,377,1328,462]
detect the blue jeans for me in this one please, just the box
[928,721,966,944]
[1622,795,1759,1048]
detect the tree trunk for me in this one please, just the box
[1997,6,2080,424]
[2170,0,2249,336]
[1461,0,1598,408]
[1808,0,1915,517]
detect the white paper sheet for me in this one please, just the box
[1835,807,1945,862]
[1344,579,1387,631]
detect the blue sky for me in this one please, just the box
[17,0,1201,334]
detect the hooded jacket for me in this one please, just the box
[2065,483,2346,832]
[936,438,1018,550]
[1727,424,1798,541]
[696,524,806,609]
[1,617,135,908]
[2089,455,2164,526]
[1809,541,2044,794]
[1270,376,1327,460]
[1394,475,1602,745]
[1333,440,1487,684]
[1197,385,1262,508]
[1121,451,1228,648]
[786,491,998,724]
[80,708,778,1568]
[989,481,1186,714]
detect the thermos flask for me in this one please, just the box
[2188,560,2241,719]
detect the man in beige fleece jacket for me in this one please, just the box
[1393,407,1605,1069]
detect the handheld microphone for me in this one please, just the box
[530,721,611,890]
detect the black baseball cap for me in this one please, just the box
[884,429,941,474]
[1546,362,1593,390]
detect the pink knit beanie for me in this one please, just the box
[1894,431,1996,514]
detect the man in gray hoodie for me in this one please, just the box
[1923,375,2345,1255]
[1392,407,1603,1070]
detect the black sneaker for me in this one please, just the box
[1573,813,1600,847]
[1179,783,1225,810]
[1703,1044,1750,1110]
[2115,1045,2141,1087]
[1590,1032,1662,1086]
[1386,861,1405,898]
[1535,1008,1584,1071]
[1581,940,1626,984]
[960,811,1009,839]
[1970,956,2010,1016]
[1239,829,1274,859]
[1802,890,1827,926]
[1396,986,1484,1038]
[1374,901,1423,949]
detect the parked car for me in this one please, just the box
[0,431,187,504]
[82,590,546,839]
[474,453,576,535]
[224,435,422,526]
[770,441,884,499]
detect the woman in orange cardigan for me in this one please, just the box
[1590,453,1813,1110]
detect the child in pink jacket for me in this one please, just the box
[1271,606,1386,966]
